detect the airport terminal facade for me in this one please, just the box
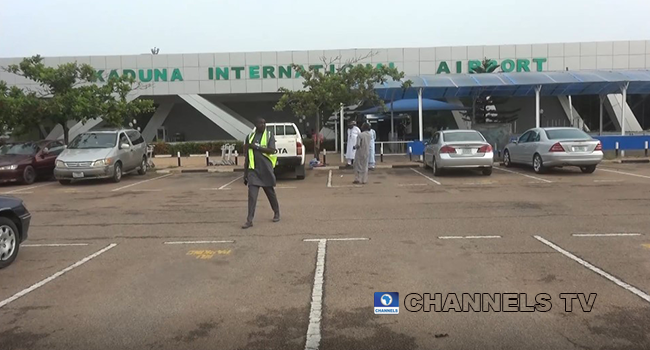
[1,40,649,143]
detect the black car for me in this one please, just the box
[0,196,31,269]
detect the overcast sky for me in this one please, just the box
[2,0,650,57]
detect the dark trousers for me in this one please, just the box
[247,185,280,223]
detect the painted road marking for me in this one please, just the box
[303,238,368,350]
[642,244,650,249]
[126,189,163,192]
[0,243,117,309]
[218,175,244,190]
[599,168,650,180]
[111,174,173,192]
[593,179,623,183]
[277,186,297,189]
[410,168,442,185]
[22,243,90,247]
[534,235,650,304]
[493,167,552,183]
[572,233,642,237]
[398,183,427,187]
[438,235,502,239]
[1,182,54,194]
[164,240,234,245]
[327,170,332,188]
[187,249,232,259]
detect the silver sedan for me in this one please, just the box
[424,130,494,176]
[503,127,603,174]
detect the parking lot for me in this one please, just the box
[1,162,650,350]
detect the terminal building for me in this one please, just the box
[1,40,650,143]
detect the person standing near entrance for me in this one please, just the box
[242,118,280,229]
[353,123,372,184]
[368,125,376,170]
[345,121,361,167]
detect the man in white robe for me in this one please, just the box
[345,121,361,166]
[368,126,376,170]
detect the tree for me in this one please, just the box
[274,54,411,159]
[2,55,153,144]
[97,75,155,128]
[464,58,520,124]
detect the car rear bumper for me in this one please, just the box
[19,212,30,242]
[276,156,303,167]
[542,152,603,167]
[54,166,114,180]
[438,153,494,168]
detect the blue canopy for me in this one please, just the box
[358,98,469,114]
[373,70,650,99]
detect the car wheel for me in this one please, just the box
[58,180,72,185]
[482,167,493,176]
[22,166,36,185]
[0,217,20,269]
[580,165,597,174]
[137,157,147,175]
[533,154,546,174]
[112,162,123,183]
[503,150,512,167]
[432,158,442,177]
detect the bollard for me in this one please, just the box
[409,146,412,162]
[235,151,238,166]
[323,149,327,166]
[615,142,619,158]
[380,143,384,163]
[206,151,210,166]
[646,141,648,157]
[177,151,181,167]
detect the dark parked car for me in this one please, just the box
[0,196,31,269]
[0,140,66,184]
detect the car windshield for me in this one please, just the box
[4,142,39,155]
[443,132,484,142]
[545,129,591,140]
[68,133,117,149]
[0,144,14,154]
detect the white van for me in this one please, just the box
[267,123,305,179]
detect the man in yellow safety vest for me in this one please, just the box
[242,118,279,229]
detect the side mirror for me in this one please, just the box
[513,140,519,144]
[41,148,49,156]
[121,143,130,150]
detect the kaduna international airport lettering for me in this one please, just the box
[94,58,548,83]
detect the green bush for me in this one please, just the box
[151,139,337,156]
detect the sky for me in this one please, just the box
[1,0,650,57]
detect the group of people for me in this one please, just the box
[241,118,378,229]
[345,120,376,185]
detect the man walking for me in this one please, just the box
[353,123,372,184]
[242,118,280,229]
[345,121,361,167]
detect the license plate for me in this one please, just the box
[460,148,472,155]
[72,172,84,178]
[573,146,588,152]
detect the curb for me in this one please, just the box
[615,158,650,164]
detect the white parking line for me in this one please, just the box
[327,170,332,188]
[277,186,297,189]
[599,168,650,180]
[1,182,55,194]
[398,183,427,187]
[218,175,243,190]
[572,233,641,237]
[163,240,234,245]
[493,167,553,183]
[410,168,442,185]
[22,243,90,247]
[438,235,502,239]
[593,179,623,183]
[111,174,173,192]
[534,236,650,304]
[302,237,368,350]
[0,243,117,309]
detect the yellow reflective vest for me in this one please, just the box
[248,129,277,169]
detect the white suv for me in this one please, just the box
[267,123,305,179]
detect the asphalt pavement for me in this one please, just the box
[1,163,650,350]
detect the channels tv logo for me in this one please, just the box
[374,292,399,314]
